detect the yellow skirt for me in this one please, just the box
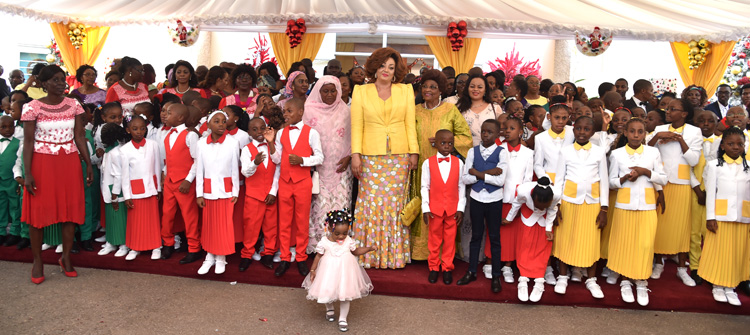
[553,201,601,267]
[654,183,692,254]
[698,221,750,288]
[600,190,617,259]
[689,191,707,270]
[608,209,657,280]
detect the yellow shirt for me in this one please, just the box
[14,84,46,100]
[351,83,418,155]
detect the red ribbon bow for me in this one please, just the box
[289,125,299,130]
[438,157,450,163]
[161,126,172,131]
[257,142,268,147]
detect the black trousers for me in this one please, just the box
[469,198,503,277]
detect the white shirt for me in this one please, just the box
[533,125,574,184]
[505,182,561,232]
[420,153,466,213]
[704,157,750,223]
[462,144,508,203]
[13,124,23,141]
[119,139,162,200]
[156,125,172,165]
[500,143,534,203]
[146,123,159,142]
[270,120,325,167]
[196,135,240,200]
[240,139,280,196]
[100,144,123,203]
[555,142,609,205]
[164,124,199,183]
[0,136,23,179]
[608,145,668,211]
[647,124,702,185]
[632,96,647,109]
[719,102,730,118]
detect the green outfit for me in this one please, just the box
[86,129,101,228]
[105,184,126,245]
[0,137,22,237]
[43,223,63,245]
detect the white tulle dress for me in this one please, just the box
[302,236,374,304]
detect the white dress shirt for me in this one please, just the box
[100,144,123,203]
[505,182,561,232]
[704,156,750,223]
[647,124,702,185]
[500,143,534,203]
[196,134,240,200]
[608,145,668,211]
[270,120,325,167]
[240,139,280,196]
[533,125,574,183]
[462,143,509,203]
[420,153,466,213]
[120,139,163,200]
[0,136,23,179]
[163,124,199,183]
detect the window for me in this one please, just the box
[334,33,437,76]
[20,51,48,75]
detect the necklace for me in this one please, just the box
[423,101,441,110]
[175,85,190,94]
[121,79,137,90]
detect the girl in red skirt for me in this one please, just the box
[121,115,163,260]
[503,176,560,303]
[21,65,93,284]
[223,105,251,246]
[196,110,240,275]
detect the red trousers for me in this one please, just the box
[241,195,278,259]
[428,213,457,271]
[278,177,311,262]
[233,184,246,243]
[161,179,201,252]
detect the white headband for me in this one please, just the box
[207,110,229,122]
[537,183,550,189]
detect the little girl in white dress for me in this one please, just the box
[302,209,376,332]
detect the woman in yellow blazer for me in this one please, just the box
[351,47,419,269]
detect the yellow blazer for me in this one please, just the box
[351,83,418,156]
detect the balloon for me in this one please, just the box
[300,26,307,33]
[291,26,299,34]
[689,60,697,66]
[449,22,457,29]
[77,23,84,30]
[458,20,467,30]
[690,47,700,55]
[67,31,73,36]
[699,48,707,55]
[73,28,81,36]
[698,39,708,48]
[460,30,467,37]
[287,19,295,27]
[46,54,56,63]
[449,36,457,43]
[296,18,305,26]
[451,30,459,38]
[688,40,698,48]
[68,22,77,30]
[69,36,76,42]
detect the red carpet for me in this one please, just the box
[2,242,749,316]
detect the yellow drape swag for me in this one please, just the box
[426,36,481,74]
[269,33,325,75]
[50,22,110,74]
[670,40,736,95]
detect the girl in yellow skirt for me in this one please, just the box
[699,126,750,306]
[646,98,702,286]
[607,118,667,306]
[552,116,609,299]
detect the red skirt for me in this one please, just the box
[232,184,245,243]
[500,203,521,262]
[22,151,85,229]
[517,218,552,278]
[201,198,235,255]
[126,197,162,251]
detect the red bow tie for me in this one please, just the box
[438,157,450,163]
[168,128,178,135]
[132,139,146,149]
[289,125,299,130]
[161,126,172,131]
[257,142,268,147]
[507,144,521,152]
[207,133,227,144]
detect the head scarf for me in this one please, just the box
[257,74,276,89]
[283,71,305,98]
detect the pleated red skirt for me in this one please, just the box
[21,151,85,229]
[126,196,162,251]
[517,216,552,278]
[202,198,235,255]
[232,184,245,243]
[500,203,521,262]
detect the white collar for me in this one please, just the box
[290,120,304,129]
[251,138,267,146]
[480,143,498,151]
[436,152,451,159]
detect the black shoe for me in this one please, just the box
[690,269,703,285]
[739,281,750,297]
[491,276,503,293]
[80,239,94,252]
[456,271,477,286]
[428,270,439,284]
[297,261,310,276]
[70,242,80,254]
[0,235,6,245]
[179,251,203,264]
[239,258,252,272]
[260,255,274,269]
[443,271,453,285]
[4,235,20,247]
[275,261,290,276]
[161,246,175,259]
[16,238,30,250]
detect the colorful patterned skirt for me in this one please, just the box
[608,208,657,280]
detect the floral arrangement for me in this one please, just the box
[720,35,750,105]
[45,38,64,69]
[487,44,540,84]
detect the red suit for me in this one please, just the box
[427,155,460,272]
[278,125,313,262]
[162,128,201,252]
[241,142,279,259]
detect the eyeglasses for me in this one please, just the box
[422,85,439,90]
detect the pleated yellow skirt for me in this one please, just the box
[654,183,692,254]
[689,191,707,270]
[608,208,657,280]
[600,190,617,259]
[553,201,601,267]
[698,221,750,288]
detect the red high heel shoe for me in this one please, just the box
[59,258,78,277]
[31,270,45,285]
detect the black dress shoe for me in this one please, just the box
[80,239,94,252]
[443,271,453,285]
[739,280,750,297]
[179,251,203,264]
[0,235,6,245]
[275,261,290,276]
[239,258,252,272]
[491,276,503,293]
[428,271,439,284]
[161,246,175,259]
[16,238,30,250]
[456,271,477,285]
[690,269,703,285]
[70,242,80,254]
[297,261,310,276]
[4,235,20,247]
[260,255,274,269]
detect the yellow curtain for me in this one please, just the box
[269,33,325,76]
[670,40,736,95]
[336,43,355,72]
[426,36,481,74]
[50,22,110,75]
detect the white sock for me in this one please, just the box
[339,301,350,322]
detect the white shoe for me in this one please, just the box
[501,266,514,283]
[635,280,650,306]
[125,250,139,261]
[151,247,161,260]
[676,267,696,286]
[606,271,620,285]
[601,266,611,278]
[94,235,106,243]
[114,245,129,257]
[725,288,741,306]
[517,277,529,302]
[544,266,557,285]
[215,255,227,274]
[530,278,545,302]
[55,244,63,253]
[290,247,296,262]
[586,277,604,299]
[198,253,216,275]
[41,243,51,251]
[174,235,181,250]
[620,280,635,303]
[712,286,727,302]
[554,275,569,295]
[483,264,493,279]
[571,267,583,282]
[651,263,664,279]
[98,243,116,255]
[273,250,281,263]
[252,251,261,261]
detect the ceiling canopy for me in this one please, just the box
[2,0,750,41]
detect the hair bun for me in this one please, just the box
[538,176,551,186]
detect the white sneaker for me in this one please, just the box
[586,277,604,299]
[676,267,696,286]
[635,280,650,306]
[725,288,741,306]
[554,275,569,295]
[273,250,281,263]
[601,266,611,278]
[620,280,635,303]
[501,266,514,283]
[530,278,545,302]
[651,263,664,279]
[151,247,161,260]
[606,271,620,285]
[55,244,63,253]
[215,255,227,274]
[544,266,557,285]
[483,264,493,279]
[571,267,583,282]
[174,235,181,250]
[517,277,529,302]
[114,245,130,257]
[41,243,51,251]
[198,253,216,275]
[712,285,727,302]
[125,250,139,261]
[290,247,296,262]
[98,242,116,255]
[94,235,106,243]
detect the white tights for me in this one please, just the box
[325,301,351,322]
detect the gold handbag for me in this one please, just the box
[400,169,421,227]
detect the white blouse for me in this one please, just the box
[608,145,668,211]
[500,143,534,203]
[505,182,561,232]
[555,142,609,205]
[533,126,574,184]
[647,124,702,185]
[196,134,240,200]
[120,139,163,200]
[704,156,750,223]
[100,145,123,203]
